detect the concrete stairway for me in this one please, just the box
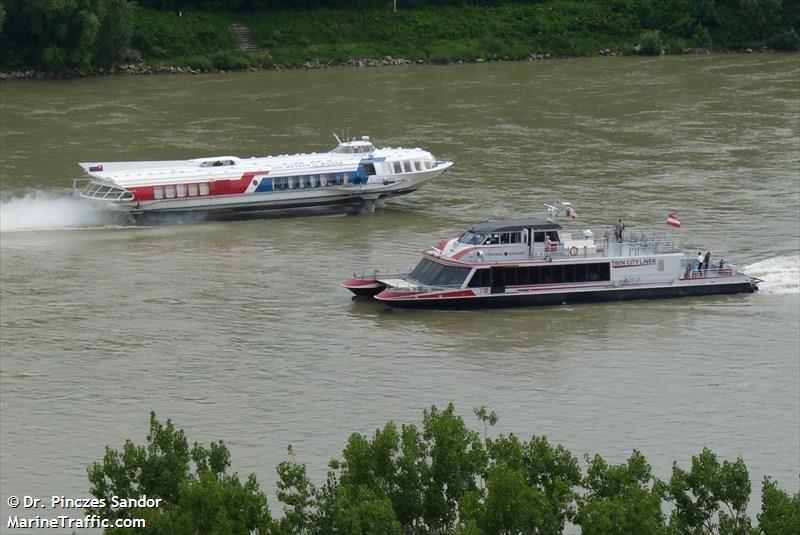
[229,23,258,52]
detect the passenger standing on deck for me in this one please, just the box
[703,252,711,275]
[616,219,625,242]
[696,252,705,276]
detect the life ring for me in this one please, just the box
[569,246,579,256]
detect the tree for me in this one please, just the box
[87,412,273,534]
[758,477,800,535]
[576,450,666,535]
[661,448,757,535]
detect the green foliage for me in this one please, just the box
[87,407,797,535]
[576,451,666,535]
[87,412,272,535]
[637,29,664,55]
[758,477,800,535]
[0,2,6,34]
[661,448,757,535]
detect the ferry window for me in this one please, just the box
[393,162,402,173]
[410,258,470,287]
[500,233,510,245]
[338,174,345,185]
[199,183,210,196]
[534,231,545,242]
[426,161,434,169]
[468,269,491,288]
[319,175,327,187]
[414,161,422,171]
[304,176,312,188]
[403,161,412,173]
[187,184,198,196]
[510,232,521,244]
[312,176,320,187]
[459,231,486,245]
[176,184,187,197]
[484,234,500,245]
[364,163,376,175]
[165,185,176,199]
[154,186,164,199]
[546,231,559,241]
[292,176,301,189]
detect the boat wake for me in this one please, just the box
[743,255,800,295]
[0,191,130,233]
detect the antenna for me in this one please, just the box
[333,132,342,144]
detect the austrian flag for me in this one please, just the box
[666,213,681,228]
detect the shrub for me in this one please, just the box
[638,29,664,55]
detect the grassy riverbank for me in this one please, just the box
[130,2,799,71]
[1,1,798,75]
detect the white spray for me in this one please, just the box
[0,191,128,232]
[743,255,800,295]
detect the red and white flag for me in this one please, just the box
[565,206,577,219]
[666,213,681,228]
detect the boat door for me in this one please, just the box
[490,267,505,294]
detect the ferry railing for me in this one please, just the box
[72,178,134,202]
[680,264,740,280]
[350,269,410,280]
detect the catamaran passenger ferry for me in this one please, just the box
[343,203,760,308]
[73,135,452,220]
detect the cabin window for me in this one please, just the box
[337,174,345,185]
[199,183,210,196]
[403,161,413,173]
[547,231,559,241]
[176,184,187,197]
[364,163,376,175]
[153,186,164,200]
[459,231,486,245]
[312,176,320,187]
[292,176,301,189]
[534,231,545,242]
[484,234,500,245]
[425,160,434,169]
[393,162,402,173]
[165,185,176,199]
[187,184,198,196]
[467,269,491,288]
[304,176,312,188]
[318,175,327,187]
[409,258,471,287]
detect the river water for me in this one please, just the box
[1,54,798,528]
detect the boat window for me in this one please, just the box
[409,258,471,287]
[153,186,164,200]
[304,176,312,188]
[331,145,353,154]
[292,176,301,189]
[311,176,320,187]
[199,183,210,196]
[534,231,545,243]
[500,233,510,245]
[176,184,186,197]
[393,162,402,173]
[414,161,422,171]
[337,174,345,185]
[467,269,491,288]
[403,161,412,173]
[483,234,500,245]
[500,262,611,286]
[165,185,176,199]
[425,160,434,169]
[547,231,559,241]
[364,163,376,175]
[459,231,486,245]
[187,184,198,196]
